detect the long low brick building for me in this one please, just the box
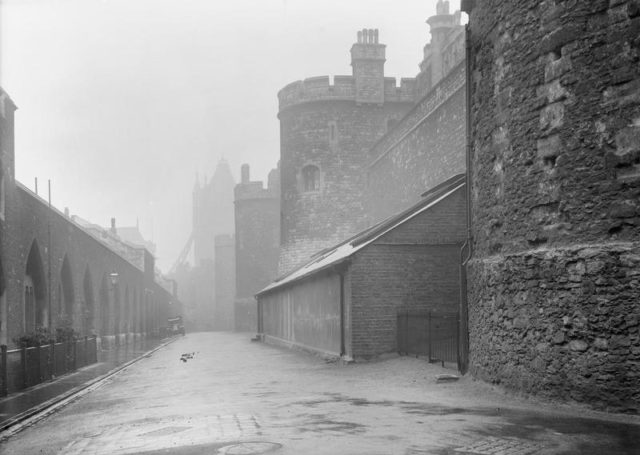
[256,175,466,361]
[0,87,180,349]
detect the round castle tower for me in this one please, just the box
[278,29,416,274]
[467,1,640,410]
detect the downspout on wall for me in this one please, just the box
[458,0,475,374]
[339,271,345,357]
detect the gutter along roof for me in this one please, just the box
[256,174,465,297]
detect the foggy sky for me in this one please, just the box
[0,0,455,271]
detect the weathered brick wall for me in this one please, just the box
[378,185,467,244]
[468,0,640,411]
[278,99,412,274]
[367,68,466,222]
[2,183,168,347]
[350,189,466,359]
[350,244,462,360]
[0,90,16,346]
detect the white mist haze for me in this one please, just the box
[0,0,457,270]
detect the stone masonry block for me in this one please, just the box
[540,102,565,132]
[537,80,569,103]
[537,134,562,158]
[539,24,584,56]
[614,125,640,157]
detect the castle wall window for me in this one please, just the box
[328,121,338,147]
[302,165,320,192]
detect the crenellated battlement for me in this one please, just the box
[278,75,416,111]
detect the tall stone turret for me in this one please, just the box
[416,0,464,98]
[351,29,386,104]
[234,163,280,331]
[277,31,417,274]
[467,0,640,411]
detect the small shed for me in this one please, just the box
[256,174,467,361]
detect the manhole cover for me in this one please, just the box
[218,442,282,454]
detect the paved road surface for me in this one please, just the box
[1,332,638,454]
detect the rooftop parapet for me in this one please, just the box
[278,75,416,111]
[384,78,417,103]
[235,164,279,201]
[235,181,279,201]
[278,76,355,111]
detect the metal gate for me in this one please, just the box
[397,310,459,369]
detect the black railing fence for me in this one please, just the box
[397,310,459,368]
[0,337,98,396]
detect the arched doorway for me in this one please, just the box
[82,267,95,335]
[99,274,109,336]
[60,255,74,324]
[133,288,140,335]
[113,283,121,337]
[25,240,47,332]
[124,285,130,336]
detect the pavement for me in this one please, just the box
[0,337,174,432]
[0,332,638,455]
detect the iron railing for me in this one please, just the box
[0,337,98,396]
[397,310,459,368]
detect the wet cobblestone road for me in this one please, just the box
[1,332,638,454]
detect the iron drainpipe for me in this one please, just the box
[339,271,345,357]
[458,16,474,375]
[462,7,474,267]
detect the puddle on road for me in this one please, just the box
[292,392,640,454]
[138,426,192,437]
[294,412,365,435]
[218,442,282,454]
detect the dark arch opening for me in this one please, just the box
[60,255,74,322]
[133,288,140,334]
[99,275,109,335]
[83,267,95,335]
[113,283,121,335]
[25,240,47,331]
[124,285,130,334]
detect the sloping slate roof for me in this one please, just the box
[257,174,466,296]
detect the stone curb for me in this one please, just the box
[0,336,181,440]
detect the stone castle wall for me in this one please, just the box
[367,62,466,223]
[276,29,424,275]
[234,167,280,331]
[468,0,640,411]
[278,95,413,275]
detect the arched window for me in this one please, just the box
[302,165,320,192]
[328,121,338,145]
[83,267,95,335]
[60,255,74,320]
